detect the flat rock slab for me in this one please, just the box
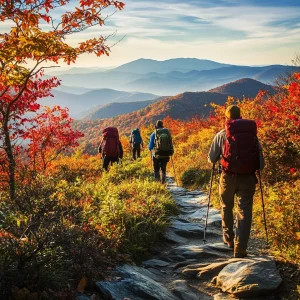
[170,220,205,237]
[169,186,188,193]
[215,256,282,297]
[186,190,204,195]
[197,258,244,280]
[175,196,208,208]
[164,229,188,244]
[143,259,170,268]
[170,245,229,260]
[96,265,177,300]
[170,280,199,300]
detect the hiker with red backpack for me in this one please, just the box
[208,105,264,258]
[130,128,144,160]
[148,120,174,184]
[98,127,123,171]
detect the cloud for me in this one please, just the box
[1,0,299,67]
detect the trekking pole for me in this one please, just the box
[170,156,178,186]
[258,170,269,246]
[203,163,215,244]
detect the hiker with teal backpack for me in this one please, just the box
[148,120,174,184]
[208,105,265,258]
[130,128,144,160]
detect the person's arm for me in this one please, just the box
[119,141,123,159]
[148,132,155,150]
[207,132,224,164]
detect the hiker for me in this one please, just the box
[98,127,123,171]
[148,120,174,184]
[130,128,144,160]
[208,105,264,258]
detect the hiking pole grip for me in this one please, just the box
[203,163,215,244]
[258,170,269,246]
[171,156,178,186]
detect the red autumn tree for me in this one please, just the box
[24,105,84,171]
[0,0,125,199]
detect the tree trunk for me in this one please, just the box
[3,121,16,200]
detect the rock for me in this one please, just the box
[119,264,163,282]
[169,186,188,193]
[214,293,236,299]
[186,190,204,195]
[173,260,198,270]
[215,256,282,297]
[170,245,229,260]
[182,263,211,278]
[175,196,208,208]
[76,295,91,300]
[97,264,177,300]
[96,279,142,300]
[188,207,220,220]
[170,280,198,300]
[170,219,204,237]
[164,229,188,244]
[197,259,243,280]
[143,259,170,268]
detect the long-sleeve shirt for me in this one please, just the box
[148,132,155,150]
[208,129,265,170]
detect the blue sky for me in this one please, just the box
[2,0,300,68]
[75,0,299,67]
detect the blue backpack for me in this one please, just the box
[131,129,142,145]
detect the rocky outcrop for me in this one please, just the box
[215,257,282,297]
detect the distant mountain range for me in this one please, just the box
[75,78,275,140]
[48,58,299,95]
[40,89,158,117]
[112,58,230,74]
[82,99,161,120]
[208,78,275,98]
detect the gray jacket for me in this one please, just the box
[208,129,265,170]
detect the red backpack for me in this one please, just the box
[101,127,120,157]
[220,119,260,174]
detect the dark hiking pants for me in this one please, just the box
[219,172,256,251]
[132,144,141,160]
[153,157,169,183]
[103,156,118,171]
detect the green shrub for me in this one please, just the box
[181,167,211,188]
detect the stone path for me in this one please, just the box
[79,178,282,300]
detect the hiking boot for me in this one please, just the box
[234,247,247,258]
[224,241,234,249]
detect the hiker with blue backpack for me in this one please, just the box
[208,105,265,258]
[148,120,174,184]
[130,128,144,160]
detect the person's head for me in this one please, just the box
[225,105,241,120]
[155,120,163,129]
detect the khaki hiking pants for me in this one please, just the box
[219,172,257,251]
